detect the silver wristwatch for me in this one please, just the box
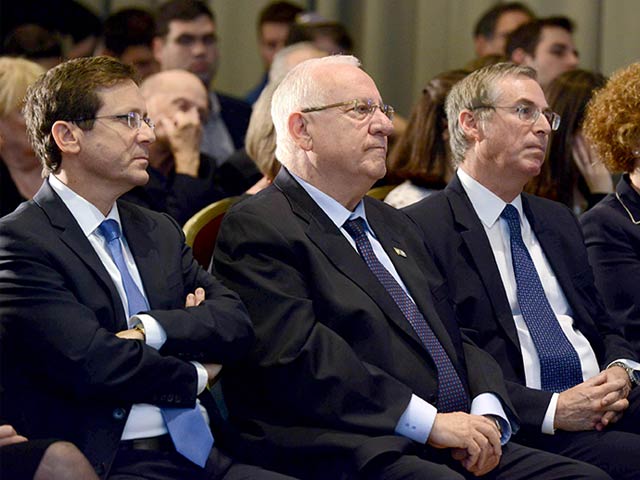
[608,362,640,387]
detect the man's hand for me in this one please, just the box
[428,412,501,476]
[0,425,28,447]
[555,370,629,431]
[160,109,202,177]
[204,363,223,387]
[185,287,206,307]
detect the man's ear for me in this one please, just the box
[459,110,483,143]
[51,120,81,155]
[288,112,312,151]
[152,37,165,63]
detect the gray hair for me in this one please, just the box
[271,54,360,167]
[446,62,536,165]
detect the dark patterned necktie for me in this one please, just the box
[343,218,468,412]
[99,219,214,467]
[500,205,582,392]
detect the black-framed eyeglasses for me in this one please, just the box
[73,111,155,130]
[301,99,395,120]
[471,104,561,131]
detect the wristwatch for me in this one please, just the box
[608,361,640,387]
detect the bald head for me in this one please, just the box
[141,69,209,127]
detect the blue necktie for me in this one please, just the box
[343,218,469,413]
[500,205,583,392]
[98,219,214,467]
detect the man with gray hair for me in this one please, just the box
[213,56,609,479]
[406,62,640,478]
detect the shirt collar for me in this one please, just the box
[208,91,221,116]
[456,167,524,228]
[48,174,121,237]
[290,171,369,231]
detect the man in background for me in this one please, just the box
[472,2,534,58]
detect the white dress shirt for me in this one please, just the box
[48,175,208,440]
[292,172,511,444]
[457,168,608,433]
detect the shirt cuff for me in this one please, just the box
[131,314,167,350]
[394,394,437,443]
[607,358,640,370]
[542,392,559,434]
[191,361,208,394]
[470,393,513,444]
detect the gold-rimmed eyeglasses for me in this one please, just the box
[301,99,395,121]
[73,111,155,130]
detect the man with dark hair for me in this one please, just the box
[102,8,160,80]
[246,1,304,104]
[406,62,640,479]
[153,0,251,166]
[473,2,534,57]
[506,16,579,89]
[0,55,294,480]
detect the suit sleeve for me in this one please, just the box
[213,207,415,436]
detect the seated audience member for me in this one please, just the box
[0,57,45,217]
[526,69,611,213]
[212,55,610,479]
[0,55,294,480]
[101,8,160,80]
[581,62,640,356]
[286,12,353,55]
[245,1,304,104]
[122,69,226,225]
[153,0,251,166]
[385,70,468,208]
[2,24,63,70]
[0,424,98,480]
[506,16,579,90]
[471,2,534,58]
[405,63,640,479]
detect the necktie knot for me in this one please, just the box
[98,219,121,243]
[343,217,367,240]
[500,204,520,224]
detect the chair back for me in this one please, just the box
[366,184,398,201]
[183,196,240,268]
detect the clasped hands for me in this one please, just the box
[554,366,631,432]
[428,412,502,476]
[115,287,222,386]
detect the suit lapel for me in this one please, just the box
[274,169,443,358]
[34,181,127,329]
[446,176,521,350]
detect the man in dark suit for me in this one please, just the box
[405,62,640,479]
[153,0,251,166]
[212,55,609,479]
[0,56,295,480]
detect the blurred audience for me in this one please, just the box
[472,2,534,58]
[246,1,304,104]
[0,57,45,218]
[580,62,640,354]
[122,69,226,225]
[526,69,611,213]
[506,16,579,89]
[153,0,251,166]
[385,69,468,208]
[286,12,353,55]
[100,8,160,80]
[2,24,63,70]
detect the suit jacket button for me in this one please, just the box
[112,408,126,420]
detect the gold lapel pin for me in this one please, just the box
[393,247,407,258]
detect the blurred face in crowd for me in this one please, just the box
[120,45,160,80]
[477,10,532,56]
[523,26,578,88]
[259,22,290,69]
[0,110,38,169]
[153,15,219,86]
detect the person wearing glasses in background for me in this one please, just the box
[0,56,297,480]
[405,63,640,479]
[212,56,610,479]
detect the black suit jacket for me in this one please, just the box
[404,173,637,434]
[0,180,253,477]
[581,174,640,354]
[218,93,251,150]
[212,168,515,478]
